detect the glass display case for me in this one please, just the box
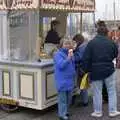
[9,11,29,61]
[0,10,39,61]
[0,11,95,61]
[82,13,96,40]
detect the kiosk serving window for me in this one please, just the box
[42,17,56,40]
[67,13,95,39]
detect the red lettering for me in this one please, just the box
[43,0,55,4]
[0,0,3,5]
[13,0,33,6]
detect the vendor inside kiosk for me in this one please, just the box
[0,0,95,111]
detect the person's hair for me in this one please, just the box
[73,34,84,45]
[118,26,120,30]
[59,38,73,48]
[96,20,106,27]
[97,26,108,36]
[51,20,60,29]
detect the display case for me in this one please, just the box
[8,10,38,61]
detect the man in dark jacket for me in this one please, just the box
[82,26,120,117]
[96,20,108,102]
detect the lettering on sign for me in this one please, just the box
[13,0,33,7]
[74,0,94,8]
[4,0,13,8]
[0,0,3,5]
[0,0,39,9]
[42,0,95,11]
[43,0,69,5]
[69,0,74,7]
[56,0,68,5]
[0,0,4,8]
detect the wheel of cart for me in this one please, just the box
[0,104,18,112]
[0,98,19,112]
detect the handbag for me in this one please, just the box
[80,73,90,90]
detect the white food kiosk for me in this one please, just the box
[0,0,95,111]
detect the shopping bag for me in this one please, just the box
[80,73,90,90]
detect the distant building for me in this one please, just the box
[105,20,120,30]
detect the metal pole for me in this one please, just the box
[80,12,83,34]
[113,0,116,28]
[28,11,32,61]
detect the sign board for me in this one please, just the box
[0,0,95,12]
[41,0,95,12]
[11,0,39,9]
[0,0,39,9]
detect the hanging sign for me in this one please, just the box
[41,0,95,12]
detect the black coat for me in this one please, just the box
[45,30,61,44]
[82,35,118,81]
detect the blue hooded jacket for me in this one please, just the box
[54,48,76,92]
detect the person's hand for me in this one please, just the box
[68,49,73,59]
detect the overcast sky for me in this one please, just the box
[95,0,120,20]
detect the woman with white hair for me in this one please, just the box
[54,38,76,120]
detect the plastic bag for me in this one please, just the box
[80,73,90,90]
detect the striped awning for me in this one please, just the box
[0,0,95,12]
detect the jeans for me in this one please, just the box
[92,72,117,113]
[58,91,72,117]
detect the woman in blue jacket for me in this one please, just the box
[54,39,76,120]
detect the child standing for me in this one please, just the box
[73,34,89,106]
[54,39,75,120]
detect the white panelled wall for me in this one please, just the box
[0,11,9,59]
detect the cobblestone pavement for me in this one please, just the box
[0,70,120,120]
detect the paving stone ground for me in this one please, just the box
[0,70,120,120]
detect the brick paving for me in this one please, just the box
[0,70,120,120]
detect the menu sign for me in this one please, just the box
[41,0,95,11]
